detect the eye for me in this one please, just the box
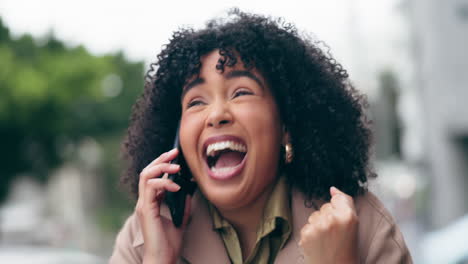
[232,89,254,98]
[186,99,205,108]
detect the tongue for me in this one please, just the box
[214,151,244,169]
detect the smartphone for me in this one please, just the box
[164,124,197,227]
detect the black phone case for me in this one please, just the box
[164,125,197,227]
[165,162,196,227]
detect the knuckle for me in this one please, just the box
[317,219,330,232]
[308,211,319,223]
[300,226,308,237]
[139,170,147,181]
[140,167,155,181]
[326,212,335,223]
[320,203,331,211]
[300,225,316,239]
[159,152,169,161]
[140,165,165,181]
[135,203,144,216]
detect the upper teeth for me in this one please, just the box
[206,141,247,157]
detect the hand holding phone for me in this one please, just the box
[164,124,197,227]
[136,148,187,263]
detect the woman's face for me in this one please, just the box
[179,50,284,210]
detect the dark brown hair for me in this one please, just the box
[121,9,375,201]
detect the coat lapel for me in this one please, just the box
[181,191,230,264]
[274,189,323,264]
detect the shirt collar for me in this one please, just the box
[208,176,291,239]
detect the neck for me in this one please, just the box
[216,178,278,259]
[220,189,270,232]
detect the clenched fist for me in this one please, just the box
[299,187,358,264]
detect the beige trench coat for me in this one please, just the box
[109,189,412,263]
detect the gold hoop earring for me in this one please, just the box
[284,143,293,164]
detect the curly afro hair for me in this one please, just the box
[121,9,375,202]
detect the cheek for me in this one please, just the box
[238,103,282,136]
[247,103,283,159]
[179,114,202,157]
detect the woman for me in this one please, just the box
[110,10,412,264]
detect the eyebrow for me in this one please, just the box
[225,70,265,89]
[181,70,265,100]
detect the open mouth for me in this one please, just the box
[204,139,247,179]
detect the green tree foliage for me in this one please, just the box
[0,16,144,212]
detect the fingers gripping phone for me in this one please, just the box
[164,124,197,227]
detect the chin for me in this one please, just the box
[196,178,247,208]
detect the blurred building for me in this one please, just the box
[341,0,468,260]
[0,139,113,258]
[406,0,468,228]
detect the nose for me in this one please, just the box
[206,101,232,128]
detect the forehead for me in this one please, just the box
[182,51,266,94]
[195,50,256,79]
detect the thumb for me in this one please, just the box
[330,186,343,197]
[330,186,355,210]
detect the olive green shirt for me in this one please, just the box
[208,177,292,264]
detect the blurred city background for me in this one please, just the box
[0,0,467,263]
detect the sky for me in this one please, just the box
[0,0,407,97]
